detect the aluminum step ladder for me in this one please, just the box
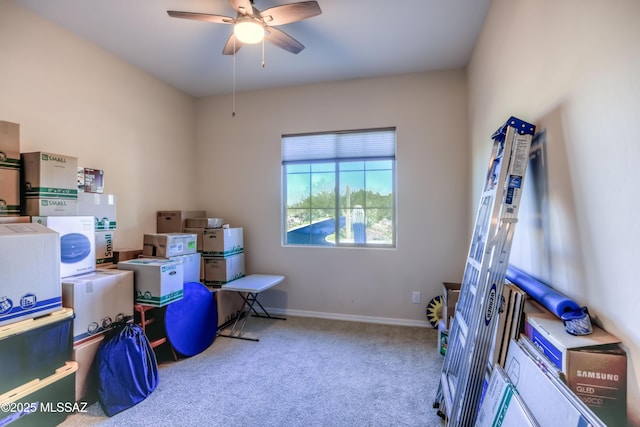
[433,116,536,426]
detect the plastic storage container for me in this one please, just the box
[0,308,73,395]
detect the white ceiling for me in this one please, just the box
[15,0,492,98]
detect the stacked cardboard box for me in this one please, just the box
[78,192,117,266]
[118,258,184,307]
[62,269,133,401]
[0,121,20,216]
[202,227,245,285]
[21,151,78,216]
[0,223,62,326]
[32,216,96,279]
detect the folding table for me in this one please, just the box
[217,274,286,341]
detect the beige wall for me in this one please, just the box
[468,0,640,424]
[0,1,198,249]
[195,72,470,325]
[1,1,470,326]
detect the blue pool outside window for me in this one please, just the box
[282,128,396,248]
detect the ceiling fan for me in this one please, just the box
[167,0,322,55]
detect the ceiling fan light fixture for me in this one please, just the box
[234,17,264,44]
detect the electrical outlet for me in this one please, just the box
[412,291,421,304]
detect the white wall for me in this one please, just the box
[195,72,470,325]
[0,1,198,249]
[467,0,640,424]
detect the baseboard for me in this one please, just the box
[263,307,431,328]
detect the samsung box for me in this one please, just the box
[77,192,116,230]
[0,223,61,326]
[156,210,205,233]
[32,216,96,278]
[202,227,243,257]
[0,168,20,216]
[203,253,245,285]
[62,269,134,343]
[118,258,183,307]
[526,314,627,425]
[21,152,78,216]
[94,230,114,266]
[0,308,73,395]
[0,361,77,427]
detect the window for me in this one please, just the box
[282,128,396,247]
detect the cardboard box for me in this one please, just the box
[203,253,245,285]
[142,233,197,258]
[141,252,201,283]
[202,227,243,257]
[23,197,78,216]
[442,281,461,329]
[77,167,104,193]
[72,334,103,402]
[0,168,20,216]
[0,223,61,326]
[185,217,224,228]
[504,337,606,427]
[156,210,205,233]
[21,152,78,216]
[78,192,116,230]
[183,227,204,252]
[210,288,245,328]
[113,248,142,263]
[62,270,133,343]
[526,314,626,425]
[476,366,537,427]
[117,258,183,307]
[95,230,115,266]
[32,216,96,278]
[0,216,30,224]
[0,121,19,153]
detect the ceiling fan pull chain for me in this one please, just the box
[232,38,237,117]
[261,36,265,68]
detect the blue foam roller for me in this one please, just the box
[505,265,580,317]
[60,233,92,264]
[164,282,218,357]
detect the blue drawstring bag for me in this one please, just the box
[95,322,159,416]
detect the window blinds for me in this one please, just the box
[282,127,396,164]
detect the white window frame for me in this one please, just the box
[282,127,396,248]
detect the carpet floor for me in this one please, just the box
[59,315,446,427]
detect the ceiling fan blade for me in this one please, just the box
[264,26,305,54]
[229,0,254,16]
[167,11,234,24]
[222,34,244,55]
[260,1,322,26]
